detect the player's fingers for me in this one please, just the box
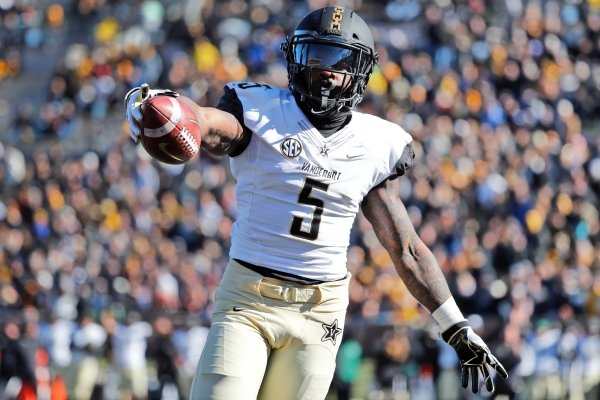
[482,363,494,392]
[141,83,150,99]
[493,359,509,379]
[471,366,479,394]
[461,366,469,389]
[129,123,140,141]
[124,87,140,108]
[486,352,509,379]
[131,105,143,122]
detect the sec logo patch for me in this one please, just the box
[281,138,302,158]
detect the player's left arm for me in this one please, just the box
[361,180,508,394]
[361,180,451,311]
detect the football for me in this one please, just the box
[140,95,202,164]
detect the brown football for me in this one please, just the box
[140,95,201,164]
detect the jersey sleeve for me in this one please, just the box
[354,112,414,183]
[388,142,415,180]
[215,84,252,157]
[215,85,244,124]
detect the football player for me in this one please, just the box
[125,6,508,399]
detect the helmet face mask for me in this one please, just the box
[282,7,379,115]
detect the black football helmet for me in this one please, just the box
[281,6,379,115]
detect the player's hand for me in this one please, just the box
[442,321,508,394]
[124,84,179,143]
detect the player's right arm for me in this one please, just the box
[124,84,251,157]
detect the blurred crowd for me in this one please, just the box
[2,0,600,399]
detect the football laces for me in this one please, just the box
[177,126,200,156]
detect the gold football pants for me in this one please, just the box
[190,258,350,400]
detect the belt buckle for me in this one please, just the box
[281,287,294,303]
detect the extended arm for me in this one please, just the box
[124,84,251,157]
[361,180,508,393]
[178,97,250,156]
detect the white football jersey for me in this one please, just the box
[227,82,413,281]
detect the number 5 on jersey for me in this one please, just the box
[290,178,329,241]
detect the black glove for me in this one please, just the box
[442,321,509,394]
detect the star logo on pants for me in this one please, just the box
[321,319,342,345]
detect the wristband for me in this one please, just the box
[441,320,469,343]
[432,297,467,332]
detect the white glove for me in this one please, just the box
[124,83,179,143]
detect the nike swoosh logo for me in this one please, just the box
[232,306,245,312]
[158,143,186,162]
[346,153,364,159]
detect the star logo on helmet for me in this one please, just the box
[321,319,342,345]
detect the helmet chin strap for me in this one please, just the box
[310,94,342,115]
[308,78,343,115]
[320,88,331,111]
